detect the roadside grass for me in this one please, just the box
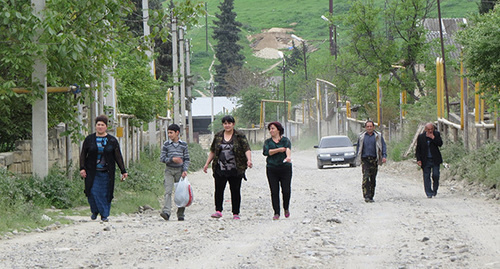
[443,141,500,188]
[0,144,207,236]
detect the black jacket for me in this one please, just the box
[416,130,443,166]
[80,133,127,202]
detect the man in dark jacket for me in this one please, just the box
[416,122,443,198]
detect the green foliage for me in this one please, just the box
[115,49,166,125]
[456,5,500,108]
[447,142,500,188]
[187,143,207,172]
[235,86,272,127]
[0,166,83,210]
[0,143,209,234]
[440,140,468,165]
[479,0,499,14]
[212,0,245,95]
[0,94,32,151]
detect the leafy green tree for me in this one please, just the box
[212,0,245,96]
[0,0,204,150]
[114,46,165,125]
[479,0,499,14]
[287,41,303,69]
[0,0,135,147]
[336,0,437,121]
[234,86,272,127]
[457,4,500,107]
[125,0,173,82]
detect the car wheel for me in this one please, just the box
[317,161,323,169]
[349,163,356,167]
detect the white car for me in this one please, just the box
[314,135,357,169]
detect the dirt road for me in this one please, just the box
[0,149,499,268]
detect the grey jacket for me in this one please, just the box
[355,131,386,166]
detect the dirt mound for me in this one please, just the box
[248,27,299,59]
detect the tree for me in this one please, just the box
[0,0,135,146]
[479,0,499,14]
[212,0,245,96]
[224,67,272,95]
[335,0,437,121]
[457,4,500,107]
[234,86,272,127]
[125,0,173,83]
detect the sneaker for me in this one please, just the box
[211,211,222,218]
[101,217,109,222]
[91,213,98,220]
[284,210,290,218]
[364,198,371,203]
[178,217,184,221]
[273,214,279,220]
[233,214,240,220]
[160,212,170,221]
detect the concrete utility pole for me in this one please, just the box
[143,0,157,146]
[172,16,180,127]
[186,39,194,143]
[179,26,186,139]
[205,2,208,52]
[437,0,450,119]
[329,0,336,57]
[31,0,49,178]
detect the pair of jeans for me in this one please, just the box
[88,171,111,219]
[162,166,185,218]
[266,165,292,216]
[361,157,378,199]
[423,159,440,197]
[213,172,242,215]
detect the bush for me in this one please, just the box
[448,141,500,188]
[441,140,467,165]
[188,143,207,172]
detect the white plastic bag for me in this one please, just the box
[174,177,193,207]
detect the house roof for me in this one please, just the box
[190,96,240,117]
[423,18,468,59]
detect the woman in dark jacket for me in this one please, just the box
[80,115,128,221]
[203,115,253,220]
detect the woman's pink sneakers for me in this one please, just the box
[211,211,222,218]
[284,210,290,218]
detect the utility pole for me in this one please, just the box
[172,15,180,127]
[329,0,336,58]
[143,0,157,146]
[186,39,194,143]
[179,26,186,139]
[205,2,208,52]
[437,0,450,119]
[31,0,49,178]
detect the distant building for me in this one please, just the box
[423,18,467,60]
[190,96,239,134]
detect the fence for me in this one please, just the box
[0,115,171,176]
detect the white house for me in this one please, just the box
[190,96,239,134]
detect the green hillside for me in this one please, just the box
[186,0,479,95]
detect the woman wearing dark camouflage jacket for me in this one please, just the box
[203,115,253,220]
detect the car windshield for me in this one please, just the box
[319,137,353,148]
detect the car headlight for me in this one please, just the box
[344,152,355,156]
[319,153,330,158]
